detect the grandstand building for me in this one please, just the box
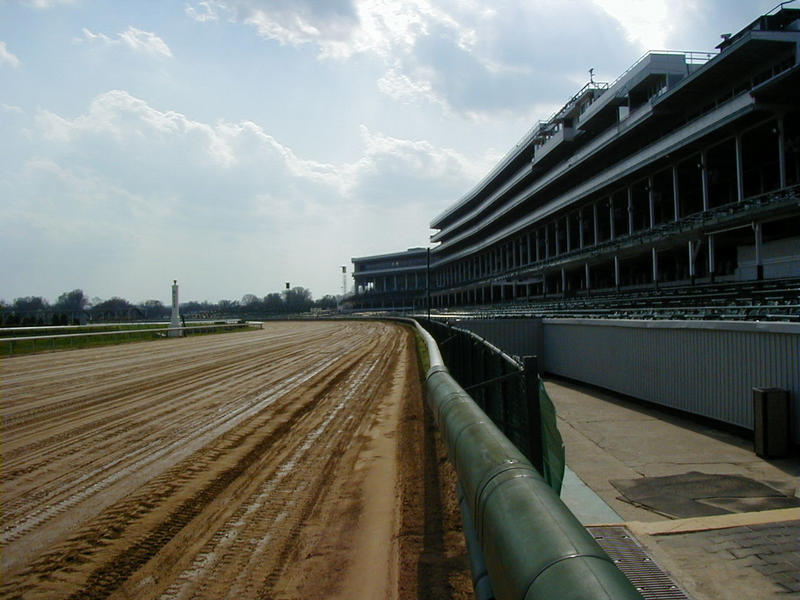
[350,248,429,310]
[352,7,800,318]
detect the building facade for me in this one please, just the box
[350,248,429,310]
[429,8,800,308]
[349,8,800,314]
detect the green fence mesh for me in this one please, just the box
[538,378,565,494]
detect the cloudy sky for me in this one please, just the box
[0,0,782,304]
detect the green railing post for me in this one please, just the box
[523,355,543,475]
[415,319,642,600]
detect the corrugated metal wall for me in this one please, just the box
[447,318,543,362]
[454,318,800,443]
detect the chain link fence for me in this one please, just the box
[418,318,564,493]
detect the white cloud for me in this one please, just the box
[185,1,220,22]
[7,89,485,300]
[0,41,21,68]
[76,26,173,58]
[119,27,174,58]
[588,0,771,52]
[376,67,446,109]
[20,0,76,7]
[185,0,361,53]
[30,90,481,228]
[187,0,472,61]
[357,124,482,185]
[591,0,677,49]
[77,28,114,44]
[1,103,24,114]
[183,0,637,120]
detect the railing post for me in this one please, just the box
[416,320,643,600]
[465,337,474,389]
[499,353,509,435]
[524,355,544,475]
[460,333,468,386]
[480,345,490,412]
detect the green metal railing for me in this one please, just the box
[412,318,642,600]
[417,318,564,493]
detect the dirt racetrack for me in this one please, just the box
[1,321,471,599]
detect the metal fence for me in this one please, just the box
[1,322,259,356]
[417,318,564,493]
[414,318,641,600]
[542,318,800,443]
[442,316,800,444]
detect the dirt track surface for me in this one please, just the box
[1,321,471,599]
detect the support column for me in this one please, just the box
[561,267,566,294]
[579,210,585,248]
[627,187,634,234]
[566,217,572,251]
[535,230,541,261]
[754,222,763,280]
[609,199,615,240]
[648,175,655,228]
[688,240,696,284]
[526,233,532,265]
[614,256,620,289]
[652,248,658,286]
[585,263,591,291]
[708,235,715,283]
[672,165,680,221]
[735,134,744,202]
[555,223,561,256]
[593,203,599,243]
[545,226,550,259]
[778,116,787,188]
[701,150,709,211]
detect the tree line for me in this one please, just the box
[0,287,341,327]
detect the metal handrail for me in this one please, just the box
[1,323,258,355]
[413,319,642,600]
[0,323,251,343]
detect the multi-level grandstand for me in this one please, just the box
[351,248,429,311]
[350,7,800,320]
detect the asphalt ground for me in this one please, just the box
[546,378,799,600]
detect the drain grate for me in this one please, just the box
[588,525,691,600]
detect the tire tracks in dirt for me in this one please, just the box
[0,321,472,600]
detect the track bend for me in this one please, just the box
[1,321,470,600]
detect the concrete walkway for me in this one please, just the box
[545,378,799,599]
